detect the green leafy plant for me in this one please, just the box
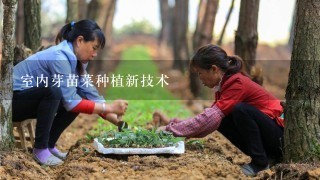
[186,139,205,150]
[97,128,184,148]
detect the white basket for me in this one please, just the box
[93,138,185,155]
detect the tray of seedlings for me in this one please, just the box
[93,129,185,155]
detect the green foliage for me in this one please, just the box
[115,19,158,36]
[106,45,175,100]
[85,133,96,141]
[186,139,205,150]
[90,45,192,134]
[82,147,90,154]
[98,128,184,148]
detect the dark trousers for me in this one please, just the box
[217,103,284,167]
[13,86,79,149]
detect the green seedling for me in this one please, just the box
[82,147,91,154]
[86,133,95,141]
[186,139,205,150]
[98,128,184,148]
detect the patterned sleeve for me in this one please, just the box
[165,105,225,138]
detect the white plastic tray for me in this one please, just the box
[93,138,185,155]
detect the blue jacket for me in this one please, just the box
[13,40,105,111]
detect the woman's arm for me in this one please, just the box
[163,105,225,138]
[71,99,128,125]
[71,99,128,114]
[93,100,128,115]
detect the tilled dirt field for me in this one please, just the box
[1,113,251,179]
[1,114,320,179]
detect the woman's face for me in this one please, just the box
[195,65,222,89]
[75,36,100,64]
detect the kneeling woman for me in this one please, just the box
[13,19,128,166]
[156,44,284,176]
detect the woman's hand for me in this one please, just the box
[156,126,167,133]
[103,113,118,122]
[152,111,170,127]
[107,100,128,115]
[100,113,119,126]
[101,113,128,131]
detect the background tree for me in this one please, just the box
[172,0,189,72]
[158,0,172,58]
[285,0,320,162]
[86,0,117,73]
[234,0,259,73]
[86,0,116,51]
[87,0,117,28]
[66,0,78,23]
[0,0,17,151]
[217,0,235,46]
[87,0,100,21]
[78,0,87,20]
[97,0,116,53]
[15,0,23,45]
[24,0,41,52]
[193,0,219,51]
[194,0,206,34]
[190,0,219,98]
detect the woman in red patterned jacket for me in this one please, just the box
[155,44,284,176]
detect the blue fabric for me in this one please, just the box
[13,40,105,111]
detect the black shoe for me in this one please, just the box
[241,163,269,176]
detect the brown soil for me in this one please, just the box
[55,132,250,179]
[1,35,317,179]
[1,113,251,179]
[2,114,320,179]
